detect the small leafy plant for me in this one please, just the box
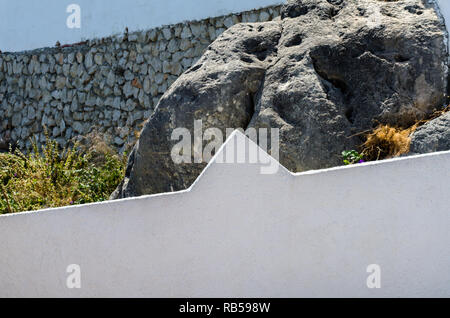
[342,150,365,166]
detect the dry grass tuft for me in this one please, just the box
[72,131,116,165]
[362,124,418,161]
[361,105,450,161]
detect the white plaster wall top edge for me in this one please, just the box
[1,129,449,218]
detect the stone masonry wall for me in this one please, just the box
[0,5,282,152]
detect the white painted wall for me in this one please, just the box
[0,131,449,298]
[0,0,283,52]
[0,0,449,53]
[436,0,450,27]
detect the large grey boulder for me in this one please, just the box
[410,112,450,154]
[112,0,448,199]
[112,22,282,197]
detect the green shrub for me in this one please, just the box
[0,134,126,214]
